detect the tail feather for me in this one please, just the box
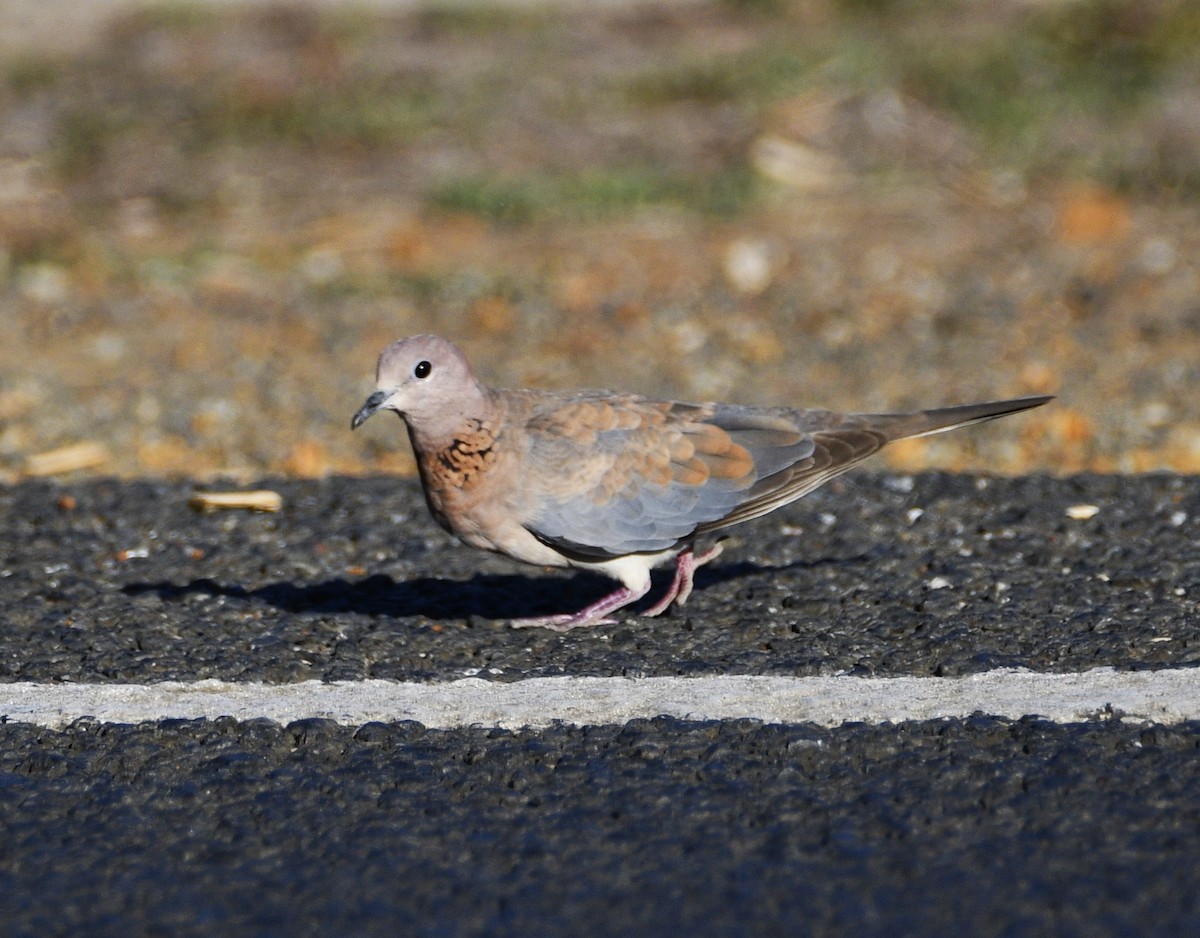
[879,395,1054,442]
[692,394,1052,536]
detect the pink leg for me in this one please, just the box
[509,580,651,632]
[640,542,724,618]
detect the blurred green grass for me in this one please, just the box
[431,166,758,223]
[3,0,1198,234]
[903,0,1200,187]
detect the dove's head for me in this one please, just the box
[352,334,487,439]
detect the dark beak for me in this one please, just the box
[351,390,388,430]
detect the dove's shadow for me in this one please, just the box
[120,555,846,624]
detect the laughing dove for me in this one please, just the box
[352,334,1051,630]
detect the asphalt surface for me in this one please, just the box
[2,472,1197,682]
[4,716,1199,936]
[3,472,1200,935]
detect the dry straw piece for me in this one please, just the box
[189,490,283,513]
[25,442,110,477]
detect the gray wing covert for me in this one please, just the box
[520,396,818,559]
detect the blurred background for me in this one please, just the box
[1,0,1198,481]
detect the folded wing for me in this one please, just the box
[521,392,1051,559]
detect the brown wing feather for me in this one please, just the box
[694,425,888,533]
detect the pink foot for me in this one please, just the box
[509,582,650,631]
[640,542,724,618]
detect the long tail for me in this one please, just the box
[878,395,1054,442]
[695,394,1053,533]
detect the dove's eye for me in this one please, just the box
[414,360,432,379]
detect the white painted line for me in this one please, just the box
[2,668,1199,729]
